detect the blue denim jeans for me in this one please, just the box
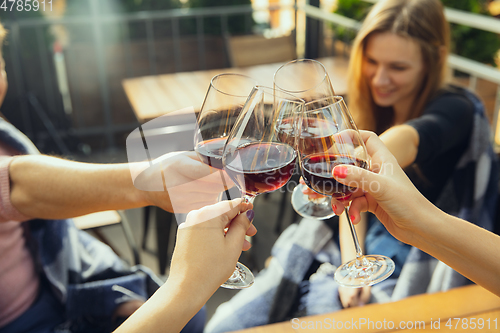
[365,214,411,278]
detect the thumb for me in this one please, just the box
[332,164,386,199]
[225,210,254,248]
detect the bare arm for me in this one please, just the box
[8,151,229,220]
[379,124,419,169]
[412,209,500,296]
[332,131,500,297]
[114,199,255,333]
[9,155,149,219]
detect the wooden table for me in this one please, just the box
[122,56,349,123]
[234,284,500,332]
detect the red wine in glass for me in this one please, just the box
[302,154,368,199]
[224,142,296,197]
[194,137,227,169]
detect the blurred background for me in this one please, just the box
[1,0,500,157]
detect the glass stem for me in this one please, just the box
[344,207,363,262]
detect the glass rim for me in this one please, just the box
[274,58,329,94]
[304,95,345,113]
[252,85,306,105]
[210,73,258,98]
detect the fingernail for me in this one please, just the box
[333,166,348,179]
[246,210,255,222]
[331,203,336,212]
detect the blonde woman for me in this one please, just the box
[336,0,497,308]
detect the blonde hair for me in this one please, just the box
[348,0,450,133]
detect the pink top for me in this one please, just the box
[0,145,39,328]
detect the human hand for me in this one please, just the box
[330,131,437,246]
[169,198,255,289]
[338,286,371,308]
[133,151,235,213]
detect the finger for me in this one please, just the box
[162,152,212,178]
[242,239,252,251]
[332,164,386,199]
[350,288,363,307]
[246,223,257,237]
[349,192,383,224]
[338,289,350,308]
[225,209,254,249]
[359,286,371,306]
[358,131,389,157]
[330,198,346,215]
[181,198,243,228]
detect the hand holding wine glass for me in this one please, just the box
[296,96,395,287]
[220,86,303,288]
[193,73,258,289]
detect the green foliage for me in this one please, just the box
[440,0,500,66]
[334,0,372,20]
[332,0,372,42]
[332,0,500,66]
[440,0,484,12]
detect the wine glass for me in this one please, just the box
[194,73,257,289]
[194,73,257,170]
[274,59,337,219]
[296,96,395,287]
[194,73,257,203]
[223,86,303,203]
[221,86,303,288]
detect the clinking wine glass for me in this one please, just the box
[296,96,395,287]
[222,86,303,204]
[274,58,337,219]
[194,73,257,170]
[194,73,257,289]
[221,86,304,287]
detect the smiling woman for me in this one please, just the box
[362,32,425,123]
[332,0,499,309]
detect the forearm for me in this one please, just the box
[411,209,500,296]
[114,274,212,333]
[9,155,150,219]
[379,125,419,169]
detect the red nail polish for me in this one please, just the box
[331,204,337,212]
[334,166,348,179]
